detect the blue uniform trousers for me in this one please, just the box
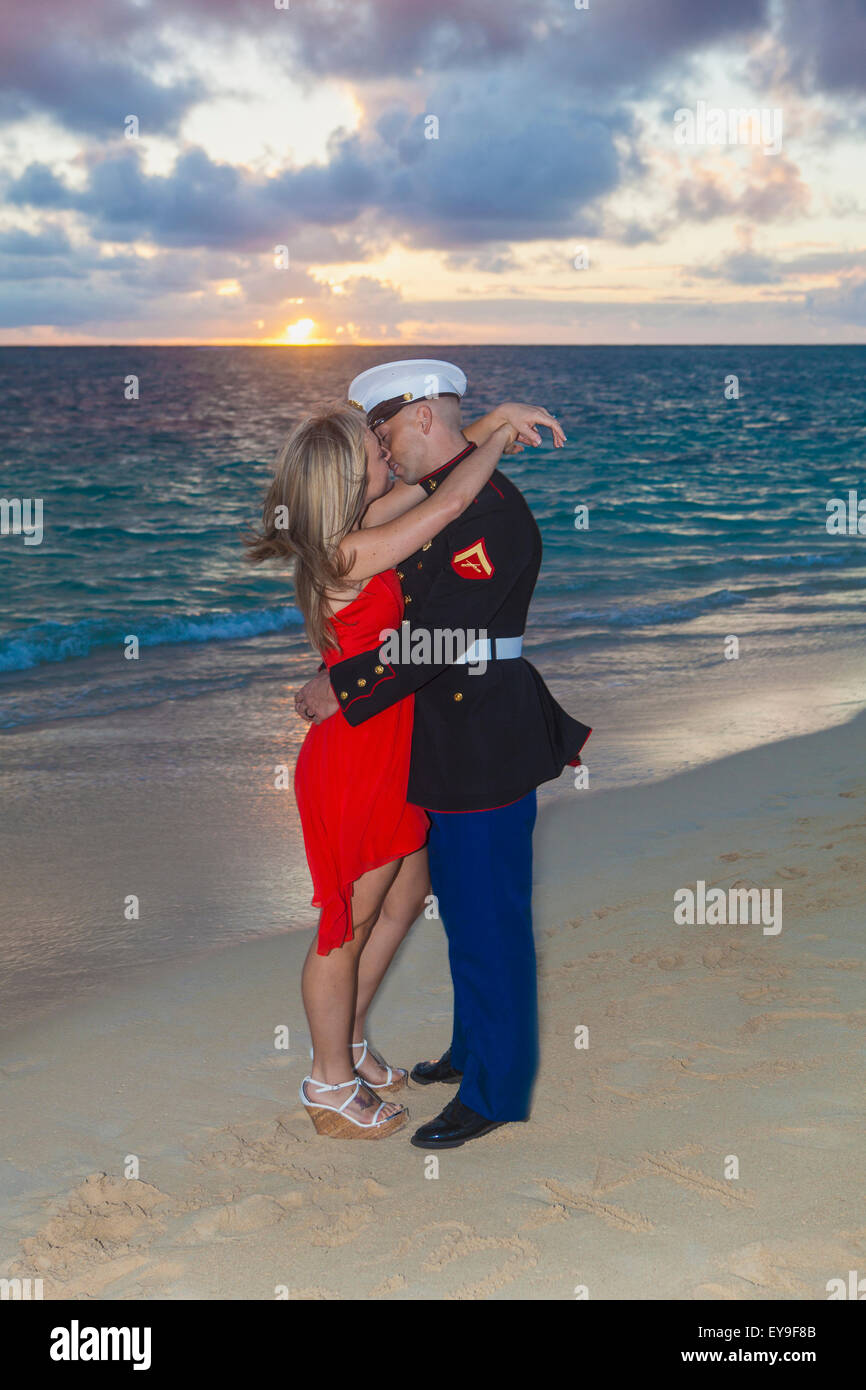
[426,790,538,1122]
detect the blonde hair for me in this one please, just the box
[244,404,368,652]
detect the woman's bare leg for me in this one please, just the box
[301,858,402,1120]
[352,847,430,1080]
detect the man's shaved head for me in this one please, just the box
[373,392,468,484]
[427,393,462,428]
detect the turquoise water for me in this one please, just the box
[2,344,865,734]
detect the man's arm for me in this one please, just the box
[327,503,521,726]
[463,402,566,451]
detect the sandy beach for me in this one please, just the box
[1,706,864,1301]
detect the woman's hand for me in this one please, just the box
[493,402,566,452]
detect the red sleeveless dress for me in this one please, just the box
[294,569,429,955]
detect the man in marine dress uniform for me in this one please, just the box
[296,359,591,1148]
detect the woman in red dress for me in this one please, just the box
[246,402,544,1137]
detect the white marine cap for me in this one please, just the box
[348,358,467,430]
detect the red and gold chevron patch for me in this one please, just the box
[451,537,494,580]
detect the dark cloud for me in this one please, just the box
[0,224,71,255]
[777,0,866,94]
[0,237,336,330]
[694,251,784,285]
[693,247,866,287]
[285,0,769,87]
[0,6,202,136]
[0,278,133,327]
[787,249,866,274]
[444,247,519,274]
[5,163,76,209]
[805,274,866,322]
[0,0,772,141]
[7,78,623,254]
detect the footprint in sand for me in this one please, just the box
[308,1205,375,1247]
[777,866,807,879]
[9,1173,175,1291]
[368,1273,408,1297]
[629,950,685,970]
[700,945,733,967]
[193,1115,320,1175]
[656,954,686,971]
[177,1193,301,1242]
[718,852,742,862]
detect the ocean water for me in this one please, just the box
[1,344,864,741]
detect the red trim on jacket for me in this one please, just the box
[418,441,504,502]
[568,725,593,764]
[340,665,397,710]
[417,442,476,484]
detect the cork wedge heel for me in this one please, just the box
[300,1076,407,1139]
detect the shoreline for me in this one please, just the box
[1,707,864,1299]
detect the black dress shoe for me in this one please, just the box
[410,1096,505,1149]
[410,1047,463,1086]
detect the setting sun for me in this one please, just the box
[284,318,316,344]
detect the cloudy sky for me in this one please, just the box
[1,0,864,345]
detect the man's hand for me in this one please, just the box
[494,402,567,453]
[294,671,339,724]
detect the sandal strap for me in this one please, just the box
[300,1075,360,1112]
[300,1074,392,1125]
[352,1039,394,1086]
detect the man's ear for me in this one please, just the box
[415,402,434,435]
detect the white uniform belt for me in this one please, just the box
[454,635,523,664]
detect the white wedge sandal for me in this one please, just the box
[299,1075,407,1138]
[351,1039,408,1093]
